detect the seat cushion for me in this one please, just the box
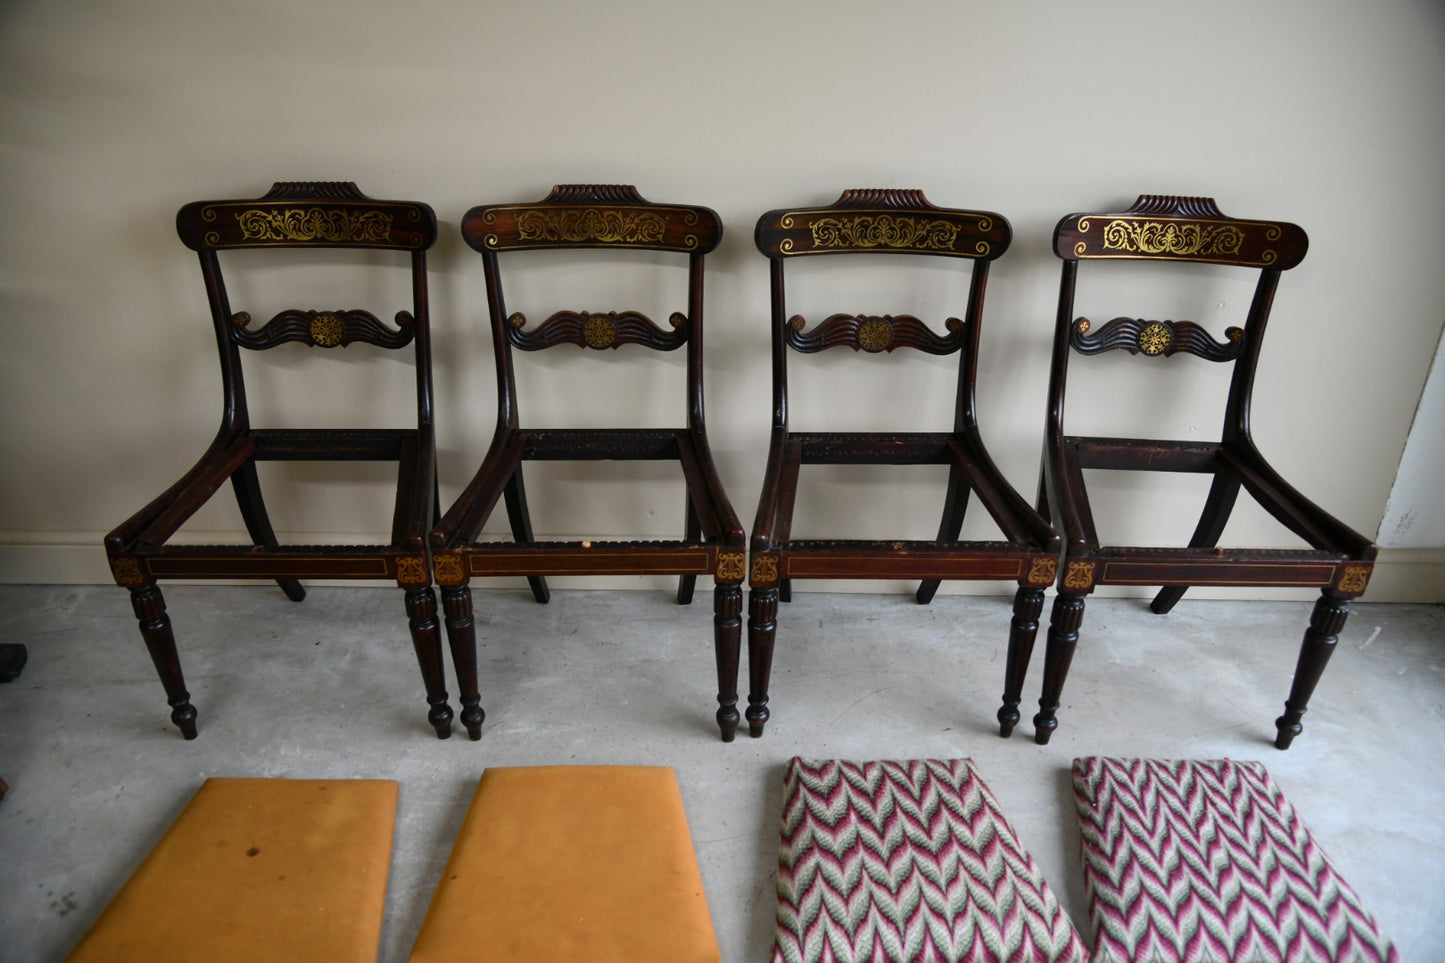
[407,765,720,963]
[66,777,397,963]
[772,757,1088,963]
[1073,757,1398,962]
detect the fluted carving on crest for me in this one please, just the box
[260,181,369,201]
[833,189,935,210]
[542,184,648,205]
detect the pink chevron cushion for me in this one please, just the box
[773,757,1088,963]
[1073,757,1397,963]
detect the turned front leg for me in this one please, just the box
[441,585,485,740]
[998,586,1045,737]
[1275,592,1350,750]
[131,583,197,739]
[746,587,778,737]
[713,583,742,742]
[404,587,454,739]
[1034,592,1086,745]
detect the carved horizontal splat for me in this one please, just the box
[756,189,1009,260]
[176,182,436,252]
[506,310,688,352]
[461,185,721,254]
[786,313,964,355]
[230,309,415,350]
[1055,195,1306,269]
[1070,316,1244,361]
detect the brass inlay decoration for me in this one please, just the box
[433,554,466,586]
[751,554,780,586]
[1337,565,1371,594]
[1063,561,1096,591]
[309,312,344,347]
[1027,557,1058,587]
[1076,319,1091,334]
[396,556,428,587]
[808,215,962,253]
[111,557,144,588]
[715,551,746,582]
[857,318,893,353]
[1137,321,1172,356]
[514,207,667,245]
[583,314,617,349]
[235,207,393,244]
[1101,219,1245,258]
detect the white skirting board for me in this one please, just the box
[3,531,1441,604]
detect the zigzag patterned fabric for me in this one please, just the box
[772,757,1088,963]
[1073,757,1397,963]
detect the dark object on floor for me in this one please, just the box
[0,642,25,683]
[102,182,453,741]
[1029,195,1377,749]
[432,185,746,742]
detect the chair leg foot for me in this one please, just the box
[998,585,1045,739]
[746,586,778,738]
[404,587,453,740]
[1033,591,1086,745]
[1274,592,1350,750]
[713,583,742,742]
[131,584,198,739]
[441,585,485,741]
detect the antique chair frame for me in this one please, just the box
[746,189,1061,738]
[431,185,746,741]
[104,182,453,739]
[1030,195,1377,749]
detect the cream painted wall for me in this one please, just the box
[1,0,1442,599]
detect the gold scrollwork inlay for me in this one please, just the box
[1063,561,1096,591]
[1337,565,1371,594]
[1101,219,1245,258]
[584,314,617,349]
[1027,557,1058,587]
[809,215,961,252]
[111,557,144,588]
[857,319,893,353]
[715,551,746,582]
[309,312,344,347]
[751,554,780,586]
[1137,321,1172,356]
[433,554,466,586]
[396,556,429,587]
[236,208,393,244]
[515,208,668,245]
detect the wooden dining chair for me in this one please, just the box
[104,182,453,739]
[431,185,746,741]
[746,190,1061,738]
[1030,195,1377,749]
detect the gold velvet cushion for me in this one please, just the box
[408,765,721,963]
[66,777,397,963]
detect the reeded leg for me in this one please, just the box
[231,462,305,602]
[404,587,453,739]
[677,498,701,605]
[713,582,742,741]
[503,469,549,604]
[917,465,971,605]
[1151,475,1242,615]
[131,583,198,739]
[441,585,484,740]
[746,587,778,737]
[1275,592,1350,750]
[1033,592,1087,745]
[998,585,1045,737]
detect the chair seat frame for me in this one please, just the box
[431,185,746,741]
[747,189,1061,738]
[104,181,453,740]
[1030,195,1377,749]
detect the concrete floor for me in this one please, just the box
[0,583,1440,962]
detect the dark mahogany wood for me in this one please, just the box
[432,185,746,741]
[104,182,453,740]
[1030,195,1377,749]
[747,189,1060,737]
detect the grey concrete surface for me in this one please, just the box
[0,584,1440,961]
